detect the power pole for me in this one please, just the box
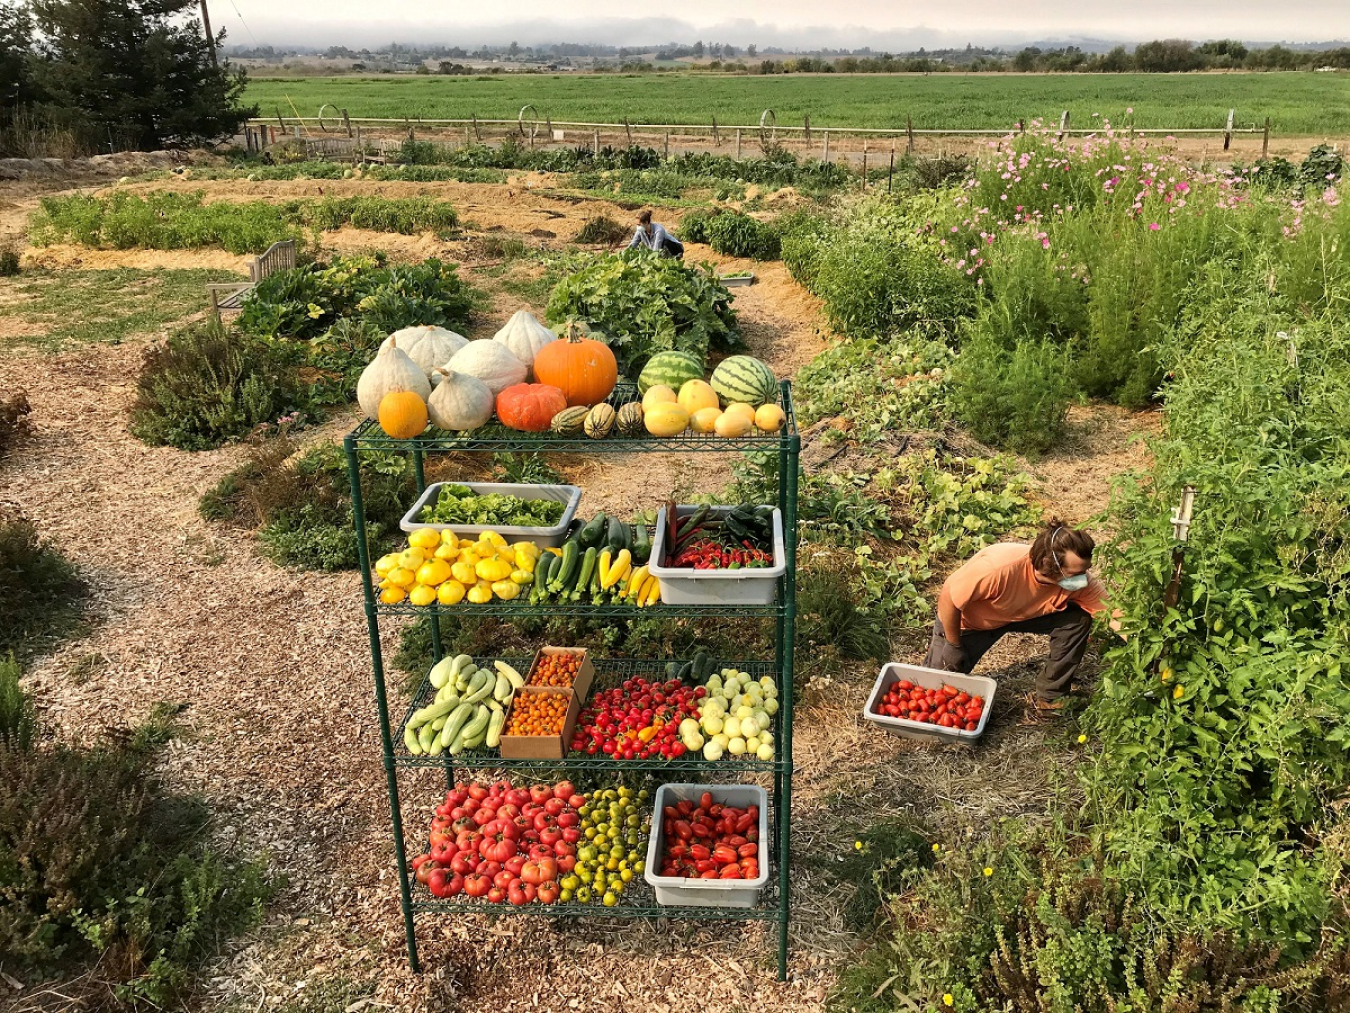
[200,0,218,67]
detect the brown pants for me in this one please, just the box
[921,606,1093,701]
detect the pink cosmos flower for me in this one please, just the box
[1148,223,1161,231]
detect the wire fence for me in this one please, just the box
[244,106,1274,162]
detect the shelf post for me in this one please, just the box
[346,434,422,973]
[776,380,798,981]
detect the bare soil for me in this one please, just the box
[0,175,1156,1013]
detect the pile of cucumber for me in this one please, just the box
[403,654,526,756]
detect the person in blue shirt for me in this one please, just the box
[625,209,684,258]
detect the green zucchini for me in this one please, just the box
[632,523,652,565]
[606,517,630,553]
[549,540,579,591]
[692,650,713,682]
[571,546,598,601]
[532,551,556,602]
[577,512,608,550]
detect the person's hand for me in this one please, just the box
[939,640,968,673]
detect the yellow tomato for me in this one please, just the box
[467,581,493,604]
[416,559,452,586]
[379,585,407,605]
[386,566,416,589]
[437,580,466,606]
[408,584,438,607]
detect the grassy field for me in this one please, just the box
[244,72,1350,135]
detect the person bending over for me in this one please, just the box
[625,209,684,258]
[923,519,1111,711]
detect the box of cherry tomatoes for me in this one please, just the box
[499,647,594,759]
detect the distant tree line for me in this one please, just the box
[1,0,255,157]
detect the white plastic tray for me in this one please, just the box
[643,783,769,908]
[863,663,997,743]
[399,482,581,548]
[649,506,784,605]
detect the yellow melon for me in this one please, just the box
[677,379,720,415]
[689,407,723,433]
[644,402,691,437]
[754,404,787,433]
[642,384,678,411]
[714,411,754,438]
[723,402,757,425]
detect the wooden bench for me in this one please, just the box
[207,239,298,321]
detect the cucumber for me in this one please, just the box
[485,709,506,749]
[606,516,629,553]
[665,661,683,681]
[462,670,494,705]
[692,650,713,682]
[404,724,423,755]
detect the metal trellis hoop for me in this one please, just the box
[517,104,542,140]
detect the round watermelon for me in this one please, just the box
[710,355,778,408]
[638,350,705,395]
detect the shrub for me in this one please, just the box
[0,390,33,460]
[705,212,781,260]
[0,246,19,276]
[675,208,723,245]
[794,337,955,439]
[0,508,84,655]
[573,215,629,245]
[200,441,414,571]
[949,334,1072,456]
[545,251,743,374]
[130,321,304,451]
[0,666,272,1000]
[811,198,977,340]
[0,654,36,749]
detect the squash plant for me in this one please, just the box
[545,251,743,377]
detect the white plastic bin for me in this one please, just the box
[643,783,769,908]
[399,482,581,548]
[863,663,997,743]
[649,506,785,605]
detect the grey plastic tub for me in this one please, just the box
[863,662,997,743]
[399,482,582,548]
[649,506,785,605]
[643,783,769,908]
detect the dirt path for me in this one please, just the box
[0,177,1151,1012]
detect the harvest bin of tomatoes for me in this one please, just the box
[863,663,997,743]
[643,783,769,908]
[412,778,650,908]
[649,504,786,606]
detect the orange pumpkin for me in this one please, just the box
[495,383,568,432]
[377,390,428,439]
[531,322,618,407]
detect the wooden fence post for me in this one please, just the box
[1262,117,1271,158]
[354,125,361,155]
[593,129,599,154]
[712,115,719,145]
[862,144,868,189]
[888,148,895,192]
[665,131,670,160]
[472,114,480,142]
[803,114,811,145]
[735,128,741,159]
[906,115,915,154]
[276,108,285,129]
[823,129,829,161]
[342,109,352,137]
[1224,108,1235,150]
[624,117,632,143]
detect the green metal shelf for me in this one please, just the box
[395,657,784,773]
[346,382,799,455]
[373,598,786,619]
[345,379,800,980]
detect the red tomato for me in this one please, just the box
[493,870,515,890]
[536,880,560,904]
[463,873,490,898]
[553,780,576,802]
[487,886,507,904]
[522,857,558,885]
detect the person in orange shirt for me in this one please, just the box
[922,518,1108,711]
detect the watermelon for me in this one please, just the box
[710,355,778,408]
[638,350,704,395]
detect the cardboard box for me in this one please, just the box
[498,648,594,759]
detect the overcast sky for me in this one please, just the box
[217,0,1350,49]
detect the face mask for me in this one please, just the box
[1057,573,1089,592]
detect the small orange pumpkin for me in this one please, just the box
[378,390,428,439]
[495,383,568,432]
[531,321,618,408]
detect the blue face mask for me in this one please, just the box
[1057,573,1089,592]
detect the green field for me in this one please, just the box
[245,72,1350,135]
